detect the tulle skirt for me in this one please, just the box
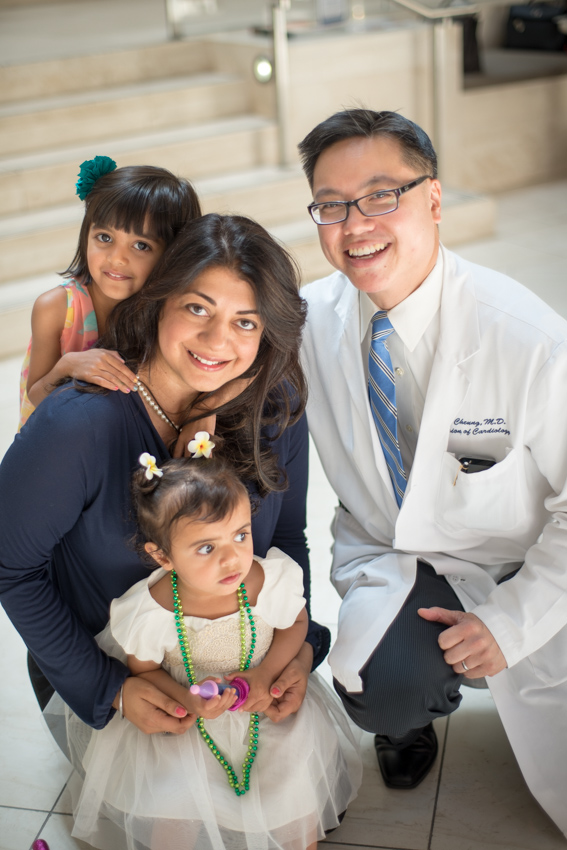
[66,673,362,850]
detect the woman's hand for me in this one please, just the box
[130,668,236,724]
[118,677,196,735]
[263,642,313,723]
[171,377,252,457]
[173,415,217,458]
[61,349,137,393]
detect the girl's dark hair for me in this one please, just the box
[132,456,249,557]
[102,213,307,496]
[63,165,201,282]
[298,109,438,188]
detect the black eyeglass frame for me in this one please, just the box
[307,175,433,225]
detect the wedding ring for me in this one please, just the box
[461,660,470,672]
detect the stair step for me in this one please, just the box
[0,271,61,313]
[0,72,250,158]
[0,39,212,104]
[0,114,278,218]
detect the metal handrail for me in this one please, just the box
[272,1,293,167]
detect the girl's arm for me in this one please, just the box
[128,655,238,721]
[26,287,68,407]
[226,607,308,713]
[26,288,136,407]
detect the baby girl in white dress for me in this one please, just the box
[67,445,361,850]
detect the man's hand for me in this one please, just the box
[263,644,312,723]
[418,607,507,678]
[118,677,196,735]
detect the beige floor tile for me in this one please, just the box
[497,181,567,225]
[331,723,446,850]
[431,688,566,850]
[323,845,402,850]
[0,806,48,850]
[0,607,72,811]
[506,221,567,260]
[512,258,567,318]
[450,237,550,281]
[53,782,73,816]
[34,812,93,850]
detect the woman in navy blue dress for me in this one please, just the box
[0,213,329,734]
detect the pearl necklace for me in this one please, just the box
[133,377,181,433]
[171,571,259,797]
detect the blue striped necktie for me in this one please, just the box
[368,311,407,507]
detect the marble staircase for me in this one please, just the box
[0,34,495,359]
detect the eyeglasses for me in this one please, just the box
[307,176,433,225]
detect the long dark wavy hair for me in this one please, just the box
[102,213,308,496]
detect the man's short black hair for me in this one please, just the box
[298,109,438,188]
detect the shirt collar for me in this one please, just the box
[359,250,443,352]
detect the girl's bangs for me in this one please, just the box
[90,185,172,243]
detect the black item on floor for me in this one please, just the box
[505,3,567,51]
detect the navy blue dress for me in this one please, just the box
[0,386,329,729]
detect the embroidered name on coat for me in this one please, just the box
[450,417,511,436]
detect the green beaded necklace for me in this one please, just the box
[171,570,260,797]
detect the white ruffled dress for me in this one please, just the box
[67,548,362,850]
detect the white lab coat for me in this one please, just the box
[302,246,567,835]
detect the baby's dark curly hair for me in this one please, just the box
[132,453,250,558]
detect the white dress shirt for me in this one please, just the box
[360,251,444,478]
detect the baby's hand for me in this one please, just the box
[61,349,137,393]
[225,668,273,714]
[186,678,237,719]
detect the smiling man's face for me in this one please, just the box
[311,134,442,310]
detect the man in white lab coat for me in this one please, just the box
[299,109,567,835]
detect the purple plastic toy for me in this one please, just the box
[32,841,50,850]
[190,677,250,710]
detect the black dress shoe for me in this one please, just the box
[374,723,438,789]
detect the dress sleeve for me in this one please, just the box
[0,393,128,729]
[268,411,331,669]
[109,575,178,664]
[254,548,306,628]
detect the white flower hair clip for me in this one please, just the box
[139,452,163,480]
[188,431,215,459]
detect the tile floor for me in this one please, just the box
[1,179,567,849]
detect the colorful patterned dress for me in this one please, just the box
[19,279,98,429]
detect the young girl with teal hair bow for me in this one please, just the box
[19,156,201,429]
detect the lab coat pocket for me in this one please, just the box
[435,449,526,533]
